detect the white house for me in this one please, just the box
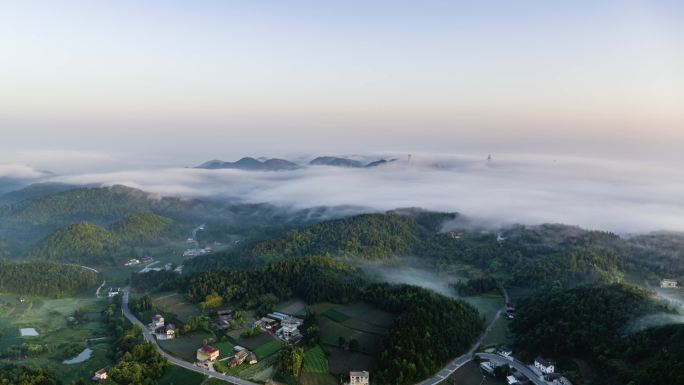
[479,361,497,375]
[506,375,519,385]
[151,314,164,329]
[553,376,574,385]
[349,371,369,385]
[534,356,555,374]
[661,279,678,288]
[92,367,108,382]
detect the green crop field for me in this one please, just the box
[462,293,504,322]
[303,345,329,373]
[254,340,282,359]
[322,308,350,323]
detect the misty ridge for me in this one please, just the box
[2,152,684,234]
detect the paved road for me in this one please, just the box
[416,287,511,385]
[475,353,546,385]
[122,288,258,385]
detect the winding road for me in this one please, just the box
[415,287,544,385]
[121,288,258,385]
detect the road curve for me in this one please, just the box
[122,288,258,385]
[416,287,511,385]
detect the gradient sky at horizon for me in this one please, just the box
[1,0,683,166]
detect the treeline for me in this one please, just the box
[0,365,61,385]
[451,276,500,296]
[251,213,421,259]
[363,284,483,384]
[29,212,173,265]
[185,256,482,385]
[510,283,674,384]
[186,256,364,305]
[0,261,99,297]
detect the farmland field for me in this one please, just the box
[302,345,329,373]
[300,372,339,385]
[325,346,376,376]
[319,317,382,355]
[158,331,212,361]
[253,340,282,359]
[152,293,201,322]
[158,364,207,385]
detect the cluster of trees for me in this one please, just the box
[29,212,173,265]
[186,256,365,306]
[252,213,421,259]
[451,276,500,296]
[363,283,483,385]
[511,283,656,359]
[0,365,60,385]
[0,261,99,297]
[1,343,48,359]
[510,283,678,384]
[278,347,305,380]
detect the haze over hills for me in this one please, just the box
[195,155,396,171]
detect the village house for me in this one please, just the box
[661,279,678,288]
[91,367,109,382]
[277,324,301,341]
[229,350,249,368]
[479,361,498,375]
[196,345,220,362]
[248,352,258,365]
[497,345,513,359]
[259,317,279,332]
[348,370,370,385]
[107,287,122,297]
[151,315,164,329]
[124,258,140,266]
[534,356,555,374]
[155,324,176,340]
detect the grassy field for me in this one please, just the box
[254,340,283,359]
[158,331,212,362]
[299,372,339,385]
[480,316,512,349]
[276,298,306,315]
[462,293,503,322]
[303,345,329,373]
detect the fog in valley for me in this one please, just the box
[2,153,683,234]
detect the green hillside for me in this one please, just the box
[0,260,99,297]
[252,213,423,259]
[111,211,173,243]
[29,212,174,265]
[29,222,120,263]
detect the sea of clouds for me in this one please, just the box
[3,153,684,234]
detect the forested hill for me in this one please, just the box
[181,256,482,385]
[251,213,424,259]
[0,261,99,297]
[510,283,678,385]
[29,212,173,265]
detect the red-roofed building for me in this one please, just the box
[196,345,219,362]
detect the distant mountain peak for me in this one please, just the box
[195,157,299,171]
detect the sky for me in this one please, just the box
[0,0,683,166]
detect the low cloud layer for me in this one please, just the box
[45,153,684,233]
